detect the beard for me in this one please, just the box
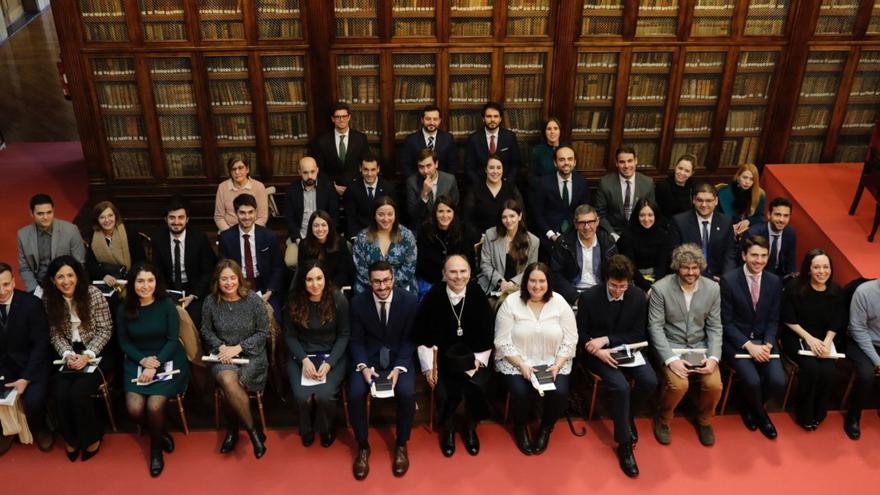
[304,178,316,187]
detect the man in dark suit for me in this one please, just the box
[531,145,590,252]
[550,204,618,304]
[283,156,339,266]
[218,194,285,322]
[309,101,369,196]
[671,183,737,280]
[348,261,418,480]
[720,236,784,439]
[344,151,396,239]
[595,145,656,237]
[0,262,52,454]
[745,197,797,279]
[398,105,458,177]
[405,149,460,228]
[151,197,216,327]
[463,101,521,187]
[577,255,657,477]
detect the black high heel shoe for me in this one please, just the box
[65,447,79,462]
[161,433,175,453]
[220,429,238,454]
[81,441,101,462]
[248,428,267,459]
[149,445,164,477]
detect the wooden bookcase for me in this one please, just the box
[50,0,880,223]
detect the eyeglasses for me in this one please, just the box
[694,198,715,205]
[332,114,351,120]
[370,278,393,286]
[575,219,598,227]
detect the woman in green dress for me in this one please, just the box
[117,262,189,477]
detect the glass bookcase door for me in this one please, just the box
[448,51,493,139]
[834,51,880,161]
[392,0,435,38]
[720,50,779,167]
[690,0,734,37]
[91,57,150,178]
[139,0,187,42]
[334,0,379,38]
[148,57,205,178]
[335,53,382,144]
[581,0,624,37]
[449,0,494,38]
[257,0,304,40]
[635,0,679,37]
[503,51,547,159]
[743,0,789,36]
[392,53,437,140]
[206,55,258,176]
[814,0,860,35]
[80,0,129,42]
[868,2,880,34]
[506,0,551,37]
[785,51,849,163]
[198,0,245,40]
[262,54,309,176]
[670,51,726,169]
[623,51,673,170]
[572,52,616,171]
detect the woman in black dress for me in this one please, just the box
[416,195,479,297]
[297,210,354,289]
[615,199,674,291]
[464,155,524,234]
[655,154,696,219]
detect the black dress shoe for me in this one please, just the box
[462,429,480,456]
[301,431,315,447]
[161,433,175,453]
[320,430,336,448]
[353,448,370,480]
[758,415,778,440]
[844,414,861,440]
[797,419,817,432]
[532,425,552,455]
[220,430,238,453]
[617,442,639,478]
[36,431,55,452]
[81,442,101,462]
[247,429,267,459]
[741,409,758,431]
[440,430,455,457]
[65,447,79,462]
[629,419,639,444]
[514,426,532,455]
[0,435,13,456]
[149,448,164,477]
[392,445,409,477]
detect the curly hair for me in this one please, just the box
[43,256,93,340]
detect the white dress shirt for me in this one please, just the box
[170,230,188,284]
[238,226,260,278]
[334,129,349,157]
[359,291,407,373]
[577,234,598,290]
[485,129,499,150]
[697,212,714,244]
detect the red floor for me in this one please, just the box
[3,413,879,494]
[0,142,88,288]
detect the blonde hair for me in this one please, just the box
[733,163,764,217]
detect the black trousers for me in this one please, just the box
[723,347,786,416]
[52,370,104,448]
[504,373,570,428]
[287,358,346,435]
[435,367,491,431]
[846,337,879,417]
[583,355,658,444]
[0,368,49,433]
[347,369,415,445]
[782,332,836,424]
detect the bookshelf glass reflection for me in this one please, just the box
[506,0,550,37]
[869,3,880,34]
[690,0,733,37]
[814,0,859,35]
[448,52,491,138]
[721,50,779,168]
[581,0,623,36]
[91,57,150,178]
[833,50,880,162]
[140,0,187,41]
[149,57,204,178]
[81,0,129,42]
[336,53,382,143]
[671,51,725,169]
[450,0,494,38]
[623,51,673,170]
[635,0,679,37]
[393,53,436,139]
[785,51,849,163]
[743,0,789,36]
[392,0,435,37]
[206,55,257,176]
[262,54,309,176]
[257,0,303,40]
[335,0,378,38]
[573,52,616,170]
[198,0,245,40]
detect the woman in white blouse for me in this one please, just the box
[494,261,577,456]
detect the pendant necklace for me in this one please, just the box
[449,296,465,337]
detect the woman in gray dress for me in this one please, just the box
[201,259,268,459]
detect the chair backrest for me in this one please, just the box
[866,120,880,163]
[266,186,280,217]
[137,231,153,261]
[176,305,205,367]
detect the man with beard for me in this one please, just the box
[531,146,591,253]
[399,105,457,177]
[284,156,339,267]
[744,197,797,279]
[405,149,459,228]
[310,101,368,196]
[463,102,521,187]
[671,183,737,280]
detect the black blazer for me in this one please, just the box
[0,290,49,382]
[531,173,590,243]
[671,210,737,278]
[310,128,369,186]
[218,225,285,294]
[745,223,797,278]
[283,178,340,241]
[150,227,217,299]
[576,283,648,351]
[463,127,521,186]
[348,287,418,370]
[343,177,397,239]
[399,129,458,177]
[720,268,782,355]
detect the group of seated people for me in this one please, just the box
[2,101,879,482]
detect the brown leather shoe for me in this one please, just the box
[0,435,13,456]
[352,448,370,480]
[392,445,409,477]
[36,430,54,452]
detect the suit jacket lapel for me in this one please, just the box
[735,270,756,318]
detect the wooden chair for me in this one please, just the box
[168,390,189,435]
[847,120,880,241]
[93,374,117,432]
[213,388,267,432]
[427,347,438,433]
[266,186,280,217]
[719,366,736,415]
[777,335,799,411]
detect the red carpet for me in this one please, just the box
[763,163,880,283]
[3,413,879,494]
[0,142,88,288]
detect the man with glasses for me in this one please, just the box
[671,183,736,280]
[348,261,419,480]
[311,101,368,196]
[549,204,618,305]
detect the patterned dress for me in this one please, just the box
[201,291,269,392]
[352,226,418,296]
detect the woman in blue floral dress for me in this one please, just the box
[352,196,418,295]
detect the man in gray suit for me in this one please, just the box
[648,243,723,447]
[406,148,459,228]
[595,145,656,238]
[16,194,85,293]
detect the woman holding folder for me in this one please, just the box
[284,261,349,447]
[43,255,113,462]
[117,262,189,477]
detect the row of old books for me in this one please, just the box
[265,80,307,105]
[623,111,663,133]
[104,115,147,141]
[720,137,760,166]
[393,79,435,104]
[338,76,380,104]
[680,78,721,100]
[791,107,832,131]
[209,80,253,107]
[504,75,544,103]
[449,77,490,103]
[573,109,612,134]
[97,82,140,109]
[154,82,197,108]
[575,74,615,101]
[726,109,764,132]
[158,115,200,142]
[674,110,714,133]
[268,113,309,140]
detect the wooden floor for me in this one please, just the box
[0,8,78,142]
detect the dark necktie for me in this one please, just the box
[379,300,387,328]
[623,180,632,220]
[489,134,496,154]
[173,239,183,290]
[770,233,779,271]
[338,134,347,162]
[701,220,710,261]
[427,135,434,150]
[0,304,7,326]
[243,233,255,283]
[560,180,571,233]
[367,186,374,200]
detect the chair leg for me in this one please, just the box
[840,372,856,410]
[588,378,600,421]
[849,182,865,215]
[429,389,435,433]
[341,387,351,428]
[366,395,372,424]
[175,395,189,435]
[101,384,117,432]
[868,203,880,242]
[782,373,795,412]
[720,371,734,415]
[255,392,267,432]
[503,393,510,423]
[214,388,221,430]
